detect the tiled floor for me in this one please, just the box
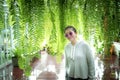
[0,53,120,80]
[29,53,65,80]
[100,55,120,80]
[28,53,120,80]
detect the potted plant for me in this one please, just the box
[12,46,24,67]
[12,42,41,77]
[11,45,25,79]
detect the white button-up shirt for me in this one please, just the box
[65,40,95,80]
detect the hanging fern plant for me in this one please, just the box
[46,0,57,55]
[0,0,4,32]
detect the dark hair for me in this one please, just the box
[64,26,77,33]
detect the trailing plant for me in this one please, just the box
[0,0,4,32]
[82,0,120,55]
[8,0,41,77]
[1,0,119,70]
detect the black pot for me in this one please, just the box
[12,57,19,67]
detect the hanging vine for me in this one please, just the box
[0,1,4,32]
[0,0,119,63]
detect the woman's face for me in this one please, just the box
[65,28,77,42]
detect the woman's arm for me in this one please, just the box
[64,48,69,79]
[86,44,95,80]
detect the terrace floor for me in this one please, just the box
[0,53,120,80]
[30,54,120,80]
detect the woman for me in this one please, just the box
[64,26,95,80]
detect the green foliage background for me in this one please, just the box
[0,0,119,77]
[0,0,120,70]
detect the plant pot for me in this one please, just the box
[12,57,19,67]
[13,67,24,80]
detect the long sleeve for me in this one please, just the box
[64,41,95,79]
[86,44,95,80]
[64,48,70,80]
[64,48,68,76]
